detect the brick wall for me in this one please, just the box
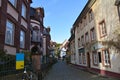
[0,0,31,53]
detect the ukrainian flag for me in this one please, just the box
[16,53,24,70]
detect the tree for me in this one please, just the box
[55,43,61,58]
[103,26,120,53]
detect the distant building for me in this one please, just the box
[50,41,57,57]
[59,40,68,59]
[0,0,32,55]
[68,28,75,64]
[43,27,51,63]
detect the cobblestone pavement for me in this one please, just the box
[43,60,119,80]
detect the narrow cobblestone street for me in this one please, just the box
[43,60,119,80]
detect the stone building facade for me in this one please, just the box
[68,28,76,64]
[69,0,120,78]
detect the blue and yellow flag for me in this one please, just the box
[16,53,24,70]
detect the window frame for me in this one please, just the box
[81,35,84,46]
[115,0,120,19]
[102,49,111,67]
[20,30,25,48]
[89,9,93,22]
[5,20,15,45]
[99,20,107,38]
[78,23,81,31]
[80,21,83,30]
[85,32,89,44]
[82,53,86,64]
[32,30,40,42]
[90,27,95,41]
[92,51,98,66]
[84,16,87,26]
[79,53,82,64]
[77,26,79,33]
[118,4,120,18]
[22,2,27,19]
[9,0,17,7]
[78,38,80,47]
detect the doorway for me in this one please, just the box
[87,52,91,68]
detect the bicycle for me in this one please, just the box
[22,66,38,80]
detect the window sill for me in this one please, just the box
[104,64,111,68]
[93,63,98,66]
[5,43,15,47]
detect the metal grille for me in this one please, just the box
[0,54,18,80]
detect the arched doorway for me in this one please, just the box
[31,45,41,72]
[31,46,39,55]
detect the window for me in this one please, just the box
[71,53,75,62]
[103,50,110,66]
[85,32,89,44]
[89,10,93,22]
[40,17,43,23]
[22,3,26,18]
[9,0,17,7]
[98,52,101,63]
[118,4,120,17]
[90,28,95,41]
[71,54,74,61]
[78,23,81,31]
[99,20,107,37]
[79,53,82,64]
[74,53,75,61]
[93,51,98,65]
[81,35,84,46]
[115,0,120,18]
[80,21,83,29]
[5,20,14,45]
[77,26,79,33]
[78,38,80,47]
[83,53,86,64]
[84,16,87,26]
[32,30,40,42]
[73,40,75,50]
[20,30,25,48]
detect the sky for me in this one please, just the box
[31,0,88,43]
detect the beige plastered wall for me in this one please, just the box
[91,0,120,73]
